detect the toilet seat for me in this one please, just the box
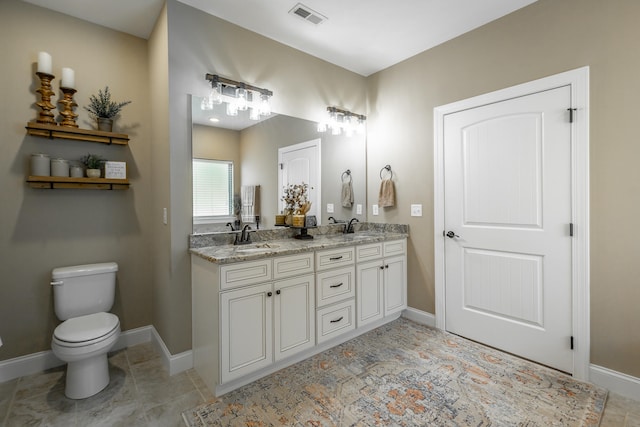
[54,312,120,347]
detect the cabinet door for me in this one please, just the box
[356,260,384,327]
[274,274,316,361]
[384,255,407,316]
[220,283,273,384]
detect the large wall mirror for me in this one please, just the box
[191,95,367,233]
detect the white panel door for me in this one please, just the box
[444,85,573,373]
[278,139,320,219]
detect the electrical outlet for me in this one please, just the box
[356,204,362,215]
[372,204,379,216]
[411,204,423,217]
[163,208,168,225]
[327,203,334,213]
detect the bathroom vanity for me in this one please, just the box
[190,228,407,396]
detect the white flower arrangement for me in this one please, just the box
[282,182,312,215]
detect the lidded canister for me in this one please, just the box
[31,153,50,176]
[50,158,69,177]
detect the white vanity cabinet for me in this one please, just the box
[192,252,315,392]
[356,240,407,327]
[192,236,407,396]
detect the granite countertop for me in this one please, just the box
[190,231,408,264]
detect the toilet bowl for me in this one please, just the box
[52,312,120,399]
[50,262,120,399]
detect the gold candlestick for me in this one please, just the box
[58,87,78,128]
[35,72,56,125]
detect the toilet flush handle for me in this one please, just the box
[50,280,63,286]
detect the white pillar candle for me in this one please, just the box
[61,67,75,88]
[37,51,52,74]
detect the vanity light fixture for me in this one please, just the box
[318,106,366,136]
[203,74,273,119]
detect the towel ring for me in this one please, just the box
[380,165,393,180]
[341,169,352,183]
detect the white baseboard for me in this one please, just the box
[150,327,193,376]
[0,325,192,383]
[590,364,640,401]
[402,307,436,327]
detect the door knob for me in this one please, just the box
[446,231,459,239]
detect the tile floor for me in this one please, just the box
[0,342,638,426]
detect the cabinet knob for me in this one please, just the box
[267,291,273,297]
[379,266,384,270]
[276,289,281,295]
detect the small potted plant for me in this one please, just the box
[82,153,104,178]
[84,86,131,132]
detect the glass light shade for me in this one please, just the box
[317,122,328,133]
[200,96,213,111]
[226,101,238,116]
[236,87,248,111]
[210,82,223,105]
[259,93,271,116]
[249,107,260,120]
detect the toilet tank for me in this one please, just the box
[51,262,118,320]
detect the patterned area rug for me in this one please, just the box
[182,318,607,426]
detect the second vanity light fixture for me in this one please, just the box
[317,106,366,137]
[202,73,273,120]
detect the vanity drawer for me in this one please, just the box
[316,266,355,308]
[315,247,355,271]
[316,299,355,344]
[273,252,314,280]
[220,259,272,290]
[383,239,406,257]
[356,243,383,262]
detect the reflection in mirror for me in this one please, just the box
[191,95,366,234]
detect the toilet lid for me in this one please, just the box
[54,312,119,343]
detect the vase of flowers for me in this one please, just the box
[282,182,312,227]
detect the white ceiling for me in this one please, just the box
[22,0,537,77]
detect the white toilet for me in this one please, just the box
[50,262,121,399]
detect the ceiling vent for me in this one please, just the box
[289,3,327,25]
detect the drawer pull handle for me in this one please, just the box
[330,316,344,323]
[330,282,343,288]
[329,256,343,261]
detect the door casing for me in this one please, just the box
[433,67,590,380]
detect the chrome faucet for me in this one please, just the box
[345,218,359,234]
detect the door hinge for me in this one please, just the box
[570,223,574,237]
[568,108,577,123]
[570,336,574,350]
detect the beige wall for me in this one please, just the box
[367,0,640,377]
[192,124,241,197]
[0,0,153,359]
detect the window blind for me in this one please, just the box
[193,159,233,217]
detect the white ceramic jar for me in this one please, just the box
[69,165,83,178]
[31,153,50,176]
[51,158,69,177]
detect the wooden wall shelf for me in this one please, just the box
[27,176,130,190]
[25,122,129,145]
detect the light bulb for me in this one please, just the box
[317,122,327,133]
[200,96,212,111]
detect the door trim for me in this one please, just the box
[433,67,590,380]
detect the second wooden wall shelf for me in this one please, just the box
[27,176,130,190]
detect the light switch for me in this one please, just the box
[356,204,362,215]
[411,204,423,217]
[327,203,334,213]
[372,204,379,216]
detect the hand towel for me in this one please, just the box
[341,181,354,207]
[241,185,260,223]
[378,178,395,208]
